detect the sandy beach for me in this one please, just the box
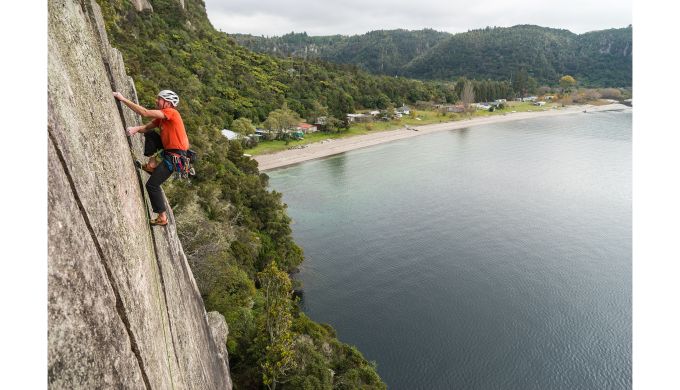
[255,103,630,171]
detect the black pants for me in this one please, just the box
[146,163,173,213]
[144,132,171,213]
[144,131,163,157]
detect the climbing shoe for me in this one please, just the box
[149,216,168,226]
[134,160,155,174]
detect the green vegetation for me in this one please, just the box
[257,262,297,390]
[560,75,577,93]
[263,106,302,133]
[232,117,256,135]
[232,29,450,77]
[236,25,632,87]
[405,25,631,87]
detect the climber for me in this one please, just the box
[113,90,190,227]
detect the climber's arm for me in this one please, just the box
[126,121,158,137]
[113,92,166,120]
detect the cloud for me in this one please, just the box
[204,0,631,36]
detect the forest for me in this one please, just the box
[235,25,632,87]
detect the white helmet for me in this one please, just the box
[158,90,179,107]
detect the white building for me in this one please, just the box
[346,113,372,123]
[221,129,239,140]
[397,106,410,115]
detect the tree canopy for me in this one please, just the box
[231,117,256,135]
[559,75,577,92]
[263,106,302,132]
[236,25,632,87]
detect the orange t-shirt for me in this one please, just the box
[152,107,189,151]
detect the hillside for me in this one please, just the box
[232,29,451,76]
[235,25,632,87]
[404,25,632,87]
[97,0,459,127]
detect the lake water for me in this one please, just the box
[267,110,632,389]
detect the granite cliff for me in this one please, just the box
[47,0,232,388]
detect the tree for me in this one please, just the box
[263,106,301,135]
[537,86,552,96]
[461,81,475,112]
[512,67,529,97]
[231,117,256,135]
[527,76,538,95]
[380,103,396,120]
[559,75,577,93]
[306,101,329,125]
[257,261,297,390]
[454,77,467,99]
[324,116,344,133]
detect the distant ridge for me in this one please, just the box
[232,29,450,78]
[232,25,632,87]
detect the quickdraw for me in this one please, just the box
[162,150,194,179]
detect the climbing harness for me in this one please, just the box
[162,150,196,179]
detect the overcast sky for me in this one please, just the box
[204,0,631,37]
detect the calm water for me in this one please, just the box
[267,110,632,389]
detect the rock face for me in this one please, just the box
[131,0,153,12]
[48,0,232,388]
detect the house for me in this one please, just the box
[296,122,318,134]
[475,103,491,110]
[220,129,239,140]
[439,104,465,113]
[255,128,275,141]
[533,101,546,106]
[543,95,556,101]
[369,110,381,116]
[494,99,507,104]
[346,113,372,123]
[522,96,538,102]
[397,105,410,115]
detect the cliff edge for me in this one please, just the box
[47,0,232,388]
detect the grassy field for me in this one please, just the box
[245,101,563,155]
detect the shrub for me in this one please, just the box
[599,88,622,100]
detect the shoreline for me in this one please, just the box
[255,103,630,171]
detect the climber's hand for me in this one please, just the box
[126,126,139,137]
[113,92,125,101]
